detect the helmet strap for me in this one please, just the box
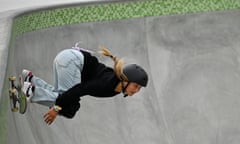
[121,81,129,98]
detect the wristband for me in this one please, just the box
[53,105,62,113]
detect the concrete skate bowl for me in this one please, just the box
[1,0,240,144]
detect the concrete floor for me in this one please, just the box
[1,2,240,144]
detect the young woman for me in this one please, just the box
[22,44,148,125]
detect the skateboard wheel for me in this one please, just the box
[9,76,16,81]
[12,107,19,112]
[9,89,17,95]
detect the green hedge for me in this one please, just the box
[13,0,240,37]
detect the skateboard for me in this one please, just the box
[8,76,27,114]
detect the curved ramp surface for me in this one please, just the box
[3,7,240,144]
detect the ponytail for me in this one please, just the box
[98,45,128,81]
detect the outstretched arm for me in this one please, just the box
[43,78,116,124]
[43,82,90,124]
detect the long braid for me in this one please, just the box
[98,45,128,81]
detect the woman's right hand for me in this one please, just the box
[44,108,58,125]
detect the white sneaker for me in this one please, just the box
[22,69,33,82]
[22,82,35,101]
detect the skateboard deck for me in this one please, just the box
[8,76,27,114]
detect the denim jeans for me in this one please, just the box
[30,49,84,107]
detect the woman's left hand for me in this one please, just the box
[44,108,58,125]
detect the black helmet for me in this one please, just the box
[122,64,148,87]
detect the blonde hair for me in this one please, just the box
[98,45,128,81]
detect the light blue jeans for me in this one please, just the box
[30,49,84,107]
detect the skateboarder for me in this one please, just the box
[22,44,148,125]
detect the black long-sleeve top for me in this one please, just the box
[55,50,121,118]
